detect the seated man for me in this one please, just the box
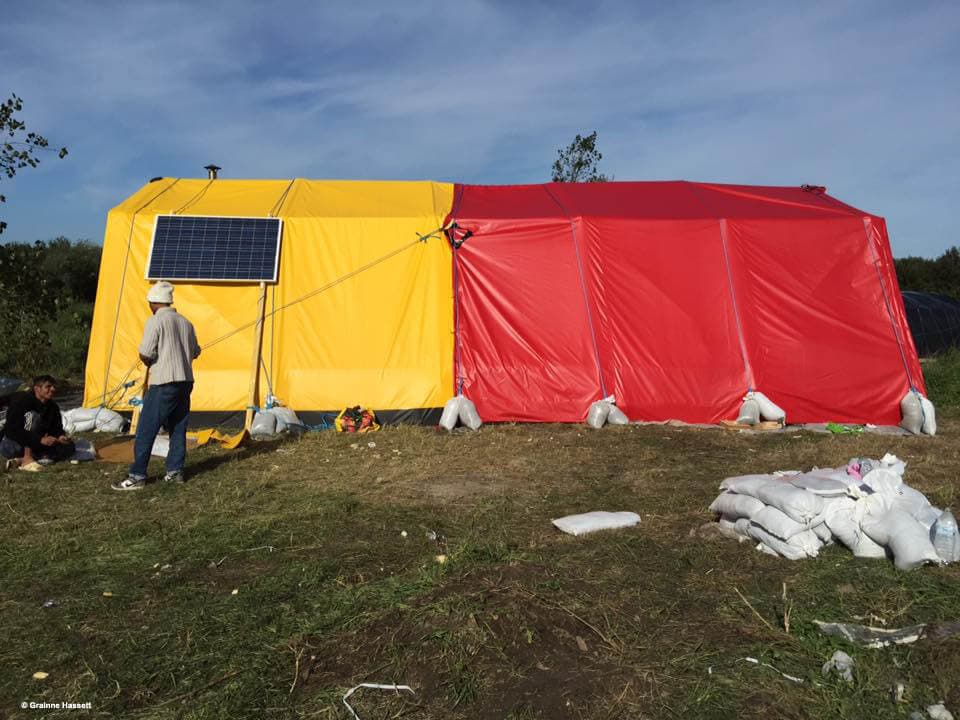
[1,375,75,472]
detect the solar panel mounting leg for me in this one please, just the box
[245,282,268,430]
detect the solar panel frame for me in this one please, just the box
[145,214,283,283]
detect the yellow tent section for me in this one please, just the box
[84,179,455,421]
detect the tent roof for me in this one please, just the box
[452,181,874,221]
[113,178,454,219]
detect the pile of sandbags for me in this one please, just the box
[709,454,957,569]
[900,390,937,435]
[736,390,786,426]
[439,395,482,431]
[250,405,305,437]
[586,395,629,429]
[61,406,126,434]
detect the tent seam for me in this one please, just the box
[100,178,181,407]
[542,184,608,399]
[862,217,916,391]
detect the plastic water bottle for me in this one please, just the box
[930,509,960,563]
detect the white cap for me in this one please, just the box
[147,281,174,304]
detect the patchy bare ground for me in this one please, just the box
[1,419,958,718]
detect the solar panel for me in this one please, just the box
[146,215,282,282]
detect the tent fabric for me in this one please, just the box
[85,179,455,416]
[902,291,960,357]
[87,178,923,427]
[449,182,923,425]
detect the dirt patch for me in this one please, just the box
[300,563,634,718]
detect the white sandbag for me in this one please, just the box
[586,400,610,429]
[65,407,99,423]
[789,473,851,496]
[709,492,765,520]
[439,396,463,431]
[606,405,629,425]
[271,406,302,433]
[92,407,125,433]
[69,439,97,462]
[458,396,482,431]
[811,522,833,544]
[900,392,923,434]
[719,474,781,496]
[152,434,169,458]
[861,510,942,570]
[920,395,937,435]
[750,391,786,422]
[787,529,824,557]
[862,467,904,496]
[717,516,749,542]
[719,514,752,538]
[250,410,277,437]
[822,496,889,557]
[552,511,640,536]
[755,483,824,523]
[747,525,809,560]
[890,484,935,518]
[70,418,97,434]
[736,398,760,425]
[751,506,811,540]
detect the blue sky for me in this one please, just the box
[1,1,957,257]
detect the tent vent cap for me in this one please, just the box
[204,164,221,180]
[801,184,826,195]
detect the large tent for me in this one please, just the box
[85,178,923,426]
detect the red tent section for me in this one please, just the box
[449,182,923,425]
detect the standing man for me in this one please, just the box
[112,281,200,490]
[1,375,75,471]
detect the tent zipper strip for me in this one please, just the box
[542,185,608,399]
[718,218,755,390]
[100,178,181,408]
[863,217,916,390]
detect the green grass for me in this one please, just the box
[924,350,960,409]
[1,423,958,718]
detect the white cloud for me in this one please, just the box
[1,0,957,255]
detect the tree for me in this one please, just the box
[1,94,68,234]
[551,131,609,183]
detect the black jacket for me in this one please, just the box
[4,391,65,448]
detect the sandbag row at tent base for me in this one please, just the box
[439,388,935,433]
[709,454,960,568]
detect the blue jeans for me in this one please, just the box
[130,381,193,479]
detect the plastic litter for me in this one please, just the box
[69,439,97,463]
[151,434,169,458]
[930,509,960,563]
[342,683,414,720]
[41,599,58,609]
[814,620,927,648]
[927,704,955,720]
[821,650,855,683]
[741,656,803,684]
[552,511,640,536]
